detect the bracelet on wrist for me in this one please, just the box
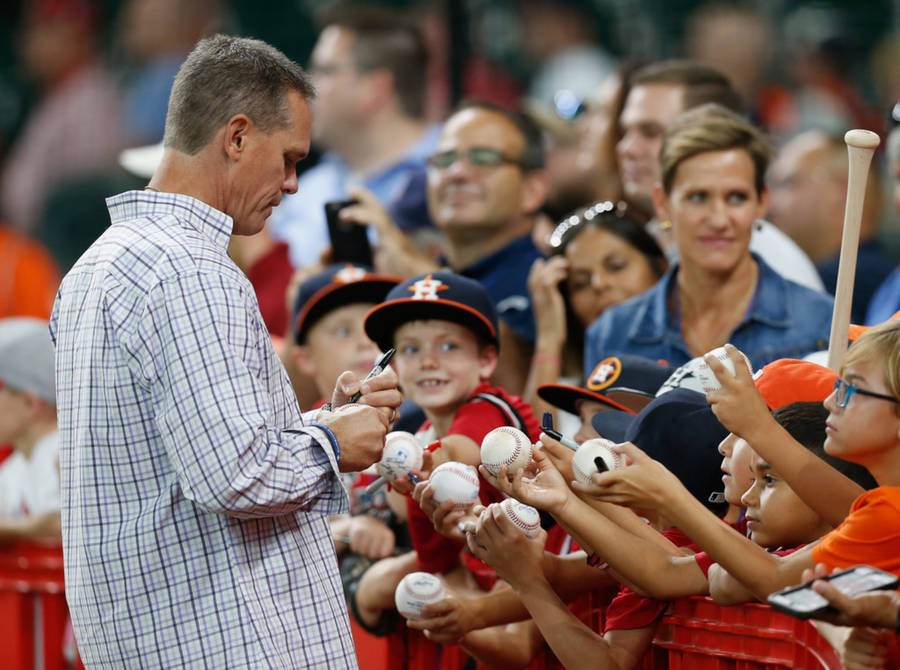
[311,423,340,464]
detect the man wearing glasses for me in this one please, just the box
[344,101,548,394]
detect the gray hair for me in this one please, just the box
[164,34,316,154]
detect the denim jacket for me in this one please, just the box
[584,255,833,375]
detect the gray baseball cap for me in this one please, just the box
[0,318,55,403]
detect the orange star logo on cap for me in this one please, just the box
[587,357,622,391]
[409,274,449,300]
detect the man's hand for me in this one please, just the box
[331,366,402,420]
[574,441,682,512]
[341,187,438,277]
[466,504,548,588]
[318,403,389,472]
[704,344,772,442]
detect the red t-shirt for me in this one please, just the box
[693,517,750,577]
[408,382,540,576]
[811,487,900,576]
[604,527,700,632]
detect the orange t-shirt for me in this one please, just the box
[0,226,60,319]
[811,487,900,576]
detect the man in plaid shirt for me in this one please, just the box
[50,35,400,668]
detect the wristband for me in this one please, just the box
[585,552,608,569]
[311,423,340,464]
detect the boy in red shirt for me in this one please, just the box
[351,272,541,632]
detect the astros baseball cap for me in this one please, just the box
[591,388,728,511]
[0,318,56,403]
[293,264,402,344]
[540,355,674,415]
[364,272,499,352]
[752,358,837,410]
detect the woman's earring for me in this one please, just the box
[660,220,673,231]
[754,219,763,231]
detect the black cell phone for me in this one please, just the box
[325,199,372,266]
[767,565,899,619]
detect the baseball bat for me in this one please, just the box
[826,129,880,371]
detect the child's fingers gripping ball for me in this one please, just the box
[429,461,480,507]
[572,438,625,485]
[376,431,424,481]
[480,426,533,477]
[498,498,541,539]
[696,346,753,393]
[394,572,446,620]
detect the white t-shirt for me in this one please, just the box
[750,220,825,293]
[0,431,60,517]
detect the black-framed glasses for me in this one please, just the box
[427,147,524,170]
[833,377,900,408]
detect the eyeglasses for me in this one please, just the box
[427,147,524,170]
[832,377,900,408]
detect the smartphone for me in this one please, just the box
[325,199,372,266]
[767,565,899,619]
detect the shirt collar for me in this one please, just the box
[632,254,793,341]
[106,190,234,251]
[455,235,537,275]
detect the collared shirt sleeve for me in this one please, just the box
[121,269,346,519]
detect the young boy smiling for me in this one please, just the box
[351,272,540,633]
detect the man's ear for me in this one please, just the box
[224,114,252,162]
[521,169,549,216]
[291,344,318,378]
[478,343,499,380]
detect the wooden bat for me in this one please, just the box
[826,129,881,371]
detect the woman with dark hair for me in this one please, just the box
[525,200,667,422]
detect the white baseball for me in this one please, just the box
[480,426,533,476]
[498,498,541,539]
[429,461,480,507]
[572,438,624,485]
[394,572,445,620]
[696,347,753,393]
[376,431,423,481]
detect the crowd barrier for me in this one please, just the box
[0,541,846,669]
[352,595,845,669]
[0,540,82,670]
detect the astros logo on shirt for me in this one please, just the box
[409,275,449,300]
[587,357,622,391]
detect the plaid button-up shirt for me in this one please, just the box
[50,191,356,668]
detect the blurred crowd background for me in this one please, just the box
[3,0,900,315]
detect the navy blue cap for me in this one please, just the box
[592,387,728,511]
[543,355,675,416]
[293,264,402,344]
[363,272,499,352]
